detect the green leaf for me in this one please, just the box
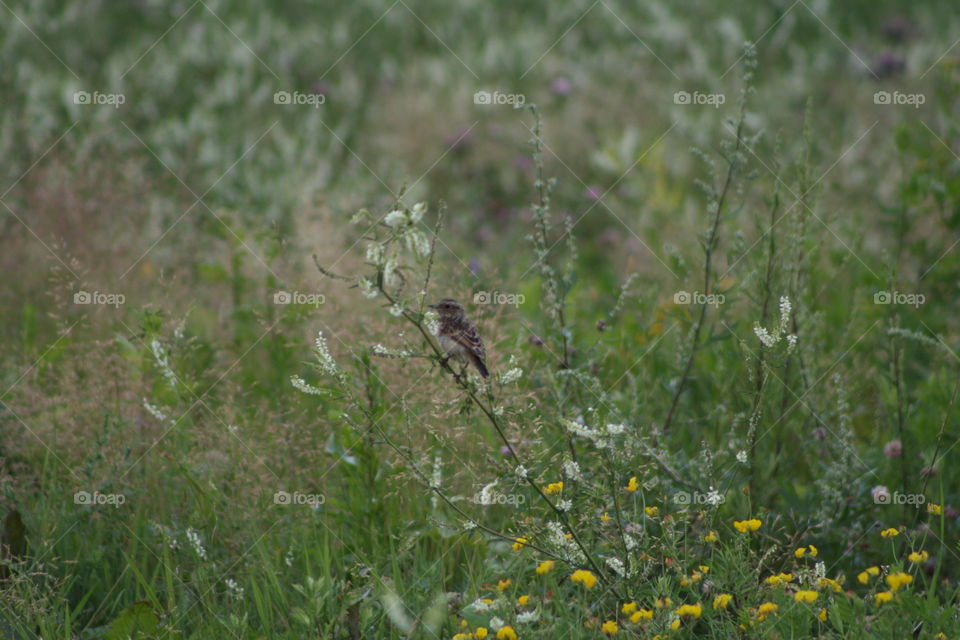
[105,602,160,640]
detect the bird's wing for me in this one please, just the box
[449,323,486,361]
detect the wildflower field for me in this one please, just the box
[3,0,960,637]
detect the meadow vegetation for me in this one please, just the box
[2,0,960,637]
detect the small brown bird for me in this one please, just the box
[428,298,489,378]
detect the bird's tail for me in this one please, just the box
[469,354,490,378]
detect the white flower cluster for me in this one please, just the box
[753,296,798,352]
[704,486,723,506]
[430,454,442,490]
[290,375,324,395]
[384,203,431,258]
[475,480,499,505]
[499,367,523,385]
[143,399,169,422]
[151,338,178,387]
[561,418,629,449]
[186,528,207,561]
[224,577,245,601]
[468,597,497,612]
[383,257,400,288]
[517,610,540,624]
[562,459,582,480]
[365,242,385,265]
[514,465,528,479]
[424,310,440,336]
[314,331,339,377]
[546,521,586,563]
[358,277,378,298]
[370,344,412,358]
[605,556,626,577]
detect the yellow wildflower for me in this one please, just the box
[495,626,517,640]
[675,603,702,618]
[654,597,672,609]
[512,537,527,552]
[536,560,555,575]
[453,634,472,640]
[600,512,612,523]
[764,573,794,586]
[794,590,819,604]
[704,530,719,543]
[757,602,779,617]
[630,609,654,623]
[670,619,681,631]
[475,629,488,640]
[570,569,597,589]
[645,506,659,517]
[795,545,818,558]
[601,620,618,635]
[544,481,564,495]
[885,572,913,591]
[928,503,943,515]
[626,476,639,492]
[818,608,828,622]
[517,595,529,606]
[622,601,637,615]
[818,578,842,593]
[908,550,929,564]
[875,591,894,605]
[496,578,511,591]
[734,518,762,532]
[880,527,900,538]
[713,593,733,610]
